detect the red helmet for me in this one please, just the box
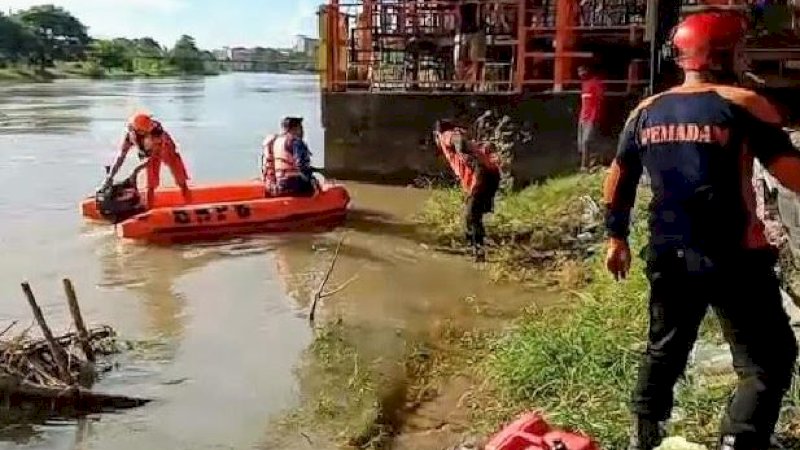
[128,113,156,134]
[671,11,748,71]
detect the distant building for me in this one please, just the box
[230,47,256,71]
[211,42,318,73]
[293,34,320,58]
[212,47,231,61]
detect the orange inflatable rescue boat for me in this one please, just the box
[81,180,351,243]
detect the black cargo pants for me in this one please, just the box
[632,247,798,448]
[464,168,500,248]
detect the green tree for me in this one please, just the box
[169,34,203,73]
[88,38,133,71]
[0,13,37,64]
[15,5,90,70]
[129,37,169,75]
[130,37,163,57]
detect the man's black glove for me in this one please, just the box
[97,177,113,194]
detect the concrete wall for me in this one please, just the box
[322,91,640,185]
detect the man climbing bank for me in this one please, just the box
[103,113,191,208]
[262,117,316,197]
[433,119,500,262]
[603,10,800,450]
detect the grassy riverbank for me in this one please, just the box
[417,172,604,288]
[417,171,800,448]
[275,171,800,449]
[0,62,220,83]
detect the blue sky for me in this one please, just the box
[5,0,320,49]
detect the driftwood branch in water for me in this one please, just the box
[0,374,149,412]
[1,281,149,417]
[20,282,73,384]
[309,235,358,323]
[62,279,94,363]
[321,273,360,298]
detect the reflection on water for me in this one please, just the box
[0,74,543,449]
[0,74,324,450]
[97,244,190,342]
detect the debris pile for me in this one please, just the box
[415,110,532,191]
[520,193,605,266]
[0,279,148,419]
[473,109,532,193]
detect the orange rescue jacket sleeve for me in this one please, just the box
[451,132,468,154]
[107,130,135,180]
[711,86,800,192]
[452,130,485,175]
[766,152,800,193]
[120,131,135,154]
[603,108,645,240]
[739,99,800,192]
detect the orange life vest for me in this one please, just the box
[438,128,500,193]
[262,133,301,192]
[124,123,174,160]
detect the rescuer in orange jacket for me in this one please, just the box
[603,10,800,450]
[434,119,501,262]
[103,113,191,208]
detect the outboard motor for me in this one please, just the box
[95,172,145,224]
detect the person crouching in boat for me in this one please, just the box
[103,113,191,208]
[261,117,316,197]
[433,119,501,262]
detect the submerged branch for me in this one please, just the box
[309,234,359,323]
[0,321,18,339]
[321,273,360,299]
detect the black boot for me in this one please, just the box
[718,434,769,450]
[628,417,666,450]
[473,245,486,263]
[465,232,475,250]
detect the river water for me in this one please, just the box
[0,73,534,450]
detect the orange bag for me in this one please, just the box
[485,413,600,450]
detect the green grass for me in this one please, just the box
[273,318,503,449]
[418,172,602,247]
[272,172,800,448]
[0,62,216,83]
[417,172,605,286]
[481,211,655,447]
[418,172,800,448]
[277,320,386,448]
[0,66,56,82]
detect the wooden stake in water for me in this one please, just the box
[21,282,73,384]
[63,279,94,363]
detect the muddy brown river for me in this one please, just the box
[0,73,535,450]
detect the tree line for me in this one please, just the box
[0,4,222,77]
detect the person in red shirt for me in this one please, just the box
[578,64,605,170]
